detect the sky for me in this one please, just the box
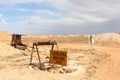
[0,0,120,34]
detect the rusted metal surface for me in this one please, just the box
[50,50,67,66]
[10,34,27,50]
[36,40,57,45]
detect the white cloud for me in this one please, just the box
[19,16,54,25]
[34,10,60,17]
[58,17,84,25]
[20,16,45,24]
[0,14,8,25]
[47,0,120,22]
[0,0,44,4]
[65,12,107,23]
[14,8,28,11]
[0,13,3,17]
[0,18,7,24]
[47,0,75,11]
[2,0,120,24]
[1,0,120,34]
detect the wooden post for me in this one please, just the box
[90,35,94,53]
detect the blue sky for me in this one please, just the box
[0,0,120,34]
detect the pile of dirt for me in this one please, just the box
[0,42,21,57]
[0,31,11,44]
[94,33,120,43]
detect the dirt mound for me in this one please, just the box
[0,42,21,57]
[0,31,11,44]
[94,33,120,43]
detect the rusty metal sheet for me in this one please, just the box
[50,50,67,66]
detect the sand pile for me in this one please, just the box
[0,42,21,57]
[0,31,11,39]
[94,33,120,43]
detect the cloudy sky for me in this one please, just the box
[0,0,120,34]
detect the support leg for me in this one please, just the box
[36,44,42,69]
[30,43,34,65]
[51,44,54,50]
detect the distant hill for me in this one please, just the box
[94,33,120,43]
[0,31,120,46]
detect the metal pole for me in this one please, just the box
[35,43,42,69]
[30,43,34,65]
[51,44,54,50]
[91,44,93,53]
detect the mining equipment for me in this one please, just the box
[10,34,27,50]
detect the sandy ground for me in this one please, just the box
[94,46,120,80]
[0,42,119,80]
[61,43,120,80]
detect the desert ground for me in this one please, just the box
[0,31,120,80]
